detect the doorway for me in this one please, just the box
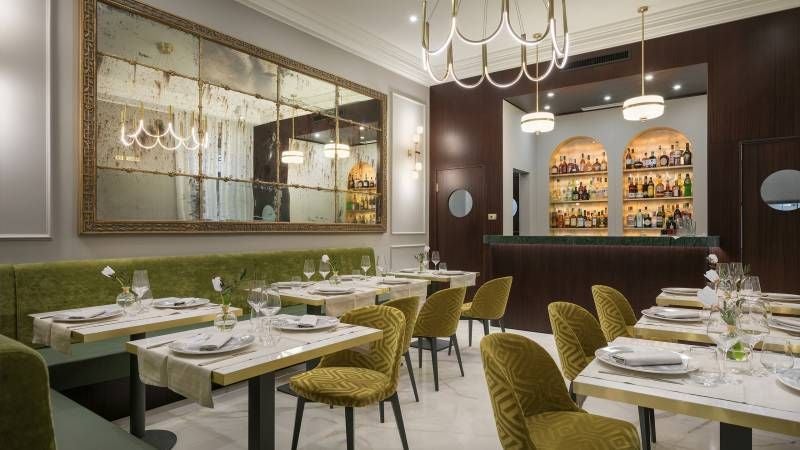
[434,166,485,274]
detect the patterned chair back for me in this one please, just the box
[592,285,637,342]
[467,276,513,319]
[383,296,420,352]
[413,287,467,338]
[318,305,406,390]
[480,333,581,450]
[547,301,607,381]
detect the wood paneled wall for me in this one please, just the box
[430,8,800,268]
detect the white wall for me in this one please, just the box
[0,0,429,266]
[502,101,536,235]
[532,95,708,236]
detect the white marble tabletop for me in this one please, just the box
[574,337,800,437]
[387,269,478,287]
[656,293,800,317]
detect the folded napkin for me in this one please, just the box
[175,333,232,351]
[298,315,319,328]
[613,350,683,366]
[449,273,477,288]
[54,309,106,320]
[652,308,700,319]
[32,318,73,354]
[138,346,215,408]
[705,269,720,283]
[773,317,800,329]
[697,286,717,307]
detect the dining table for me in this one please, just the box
[573,337,800,450]
[30,302,243,449]
[656,292,800,317]
[125,322,382,450]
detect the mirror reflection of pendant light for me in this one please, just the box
[623,6,664,121]
[520,36,555,134]
[119,103,207,151]
[280,108,304,164]
[324,142,350,159]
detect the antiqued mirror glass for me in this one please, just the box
[761,169,800,212]
[81,0,386,233]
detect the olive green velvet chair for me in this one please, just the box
[480,333,640,450]
[592,285,638,342]
[548,301,656,447]
[382,296,421,404]
[412,286,466,391]
[460,276,513,346]
[290,305,409,450]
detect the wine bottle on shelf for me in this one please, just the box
[601,152,608,171]
[633,150,644,169]
[593,156,601,172]
[636,177,644,198]
[576,209,585,228]
[571,184,579,201]
[551,160,558,175]
[671,141,683,166]
[569,209,577,228]
[626,207,634,228]
[635,209,644,228]
[643,207,652,227]
[673,179,680,197]
[655,175,665,198]
[664,177,672,197]
[673,205,683,220]
[682,143,692,166]
[647,176,655,198]
[656,206,665,228]
[579,154,586,172]
[625,148,633,169]
[683,174,692,197]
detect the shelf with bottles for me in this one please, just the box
[623,202,693,233]
[624,196,693,203]
[550,198,608,206]
[550,206,609,233]
[623,164,692,174]
[550,170,608,179]
[549,136,609,176]
[623,127,694,172]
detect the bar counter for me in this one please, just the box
[484,235,722,333]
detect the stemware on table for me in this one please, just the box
[737,298,769,376]
[132,270,151,312]
[360,255,372,277]
[760,336,794,374]
[375,256,386,277]
[319,259,331,281]
[431,251,441,271]
[246,280,267,332]
[706,313,742,384]
[303,259,316,282]
[262,286,282,345]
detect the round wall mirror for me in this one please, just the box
[761,169,800,211]
[512,199,518,217]
[448,189,473,218]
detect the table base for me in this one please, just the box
[720,422,752,450]
[130,332,177,450]
[249,372,276,450]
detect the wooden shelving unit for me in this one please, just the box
[345,162,377,224]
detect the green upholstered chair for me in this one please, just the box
[480,333,640,450]
[0,264,15,340]
[460,276,513,346]
[0,334,55,450]
[412,286,467,391]
[382,296,421,404]
[548,301,656,447]
[592,285,638,342]
[290,305,409,450]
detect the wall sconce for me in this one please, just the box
[409,125,424,178]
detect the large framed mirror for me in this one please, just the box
[79,0,387,233]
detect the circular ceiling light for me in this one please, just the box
[645,73,654,81]
[547,92,555,98]
[604,95,612,101]
[622,94,665,121]
[281,149,304,164]
[520,111,555,134]
[673,83,682,90]
[323,143,350,159]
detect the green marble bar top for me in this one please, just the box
[484,235,720,247]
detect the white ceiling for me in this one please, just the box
[237,0,800,86]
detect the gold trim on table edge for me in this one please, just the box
[656,297,800,316]
[573,378,800,437]
[390,272,479,282]
[633,325,800,352]
[78,0,388,234]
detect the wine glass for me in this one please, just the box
[263,286,282,344]
[303,259,316,283]
[706,314,742,383]
[246,280,266,332]
[319,259,331,281]
[730,262,745,287]
[687,346,721,387]
[131,270,151,312]
[737,299,769,375]
[360,255,371,278]
[760,337,794,374]
[717,263,731,283]
[740,276,761,302]
[431,251,441,271]
[375,256,386,278]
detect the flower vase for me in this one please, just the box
[330,271,341,285]
[214,304,238,332]
[116,287,136,315]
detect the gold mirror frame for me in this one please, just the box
[78,0,387,233]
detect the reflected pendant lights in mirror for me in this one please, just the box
[323,143,350,159]
[623,6,664,121]
[520,34,554,134]
[421,0,569,88]
[281,107,304,164]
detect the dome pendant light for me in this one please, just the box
[623,6,664,121]
[281,108,304,164]
[521,36,555,134]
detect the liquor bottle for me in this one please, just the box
[669,144,676,166]
[655,175,665,198]
[636,177,644,198]
[572,184,579,201]
[647,177,655,198]
[593,156,601,172]
[649,151,657,168]
[671,141,683,166]
[348,174,355,189]
[656,206,665,228]
[579,154,587,172]
[658,146,669,167]
[682,143,692,166]
[556,210,564,228]
[569,209,577,228]
[550,210,557,228]
[601,152,608,171]
[585,210,591,228]
[673,205,683,220]
[552,179,560,201]
[577,209,585,228]
[683,174,692,197]
[626,207,635,228]
[664,177,672,197]
[643,207,652,227]
[551,160,559,175]
[633,150,644,169]
[625,148,633,169]
[673,179,680,197]
[591,212,598,228]
[635,209,644,228]
[628,177,635,198]
[559,156,567,174]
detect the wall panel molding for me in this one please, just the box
[390,92,427,235]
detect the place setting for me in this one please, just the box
[641,306,705,322]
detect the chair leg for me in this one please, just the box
[452,334,464,377]
[499,318,506,333]
[468,319,473,347]
[637,406,652,450]
[389,392,410,450]
[568,381,577,402]
[345,406,355,450]
[482,319,490,336]
[291,397,306,450]
[648,408,657,443]
[404,351,419,402]
[418,337,423,368]
[429,337,439,391]
[447,335,452,356]
[379,400,385,423]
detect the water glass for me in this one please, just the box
[740,276,762,302]
[291,276,302,288]
[375,256,386,278]
[431,251,441,271]
[687,346,721,387]
[319,260,331,280]
[760,337,794,373]
[737,299,769,375]
[303,259,316,282]
[132,270,151,311]
[360,255,371,277]
[246,280,266,332]
[439,262,447,272]
[707,315,741,383]
[263,286,282,344]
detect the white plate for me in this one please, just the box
[52,308,124,323]
[379,278,412,285]
[595,346,693,375]
[168,334,255,355]
[777,369,800,393]
[275,316,339,331]
[641,307,702,322]
[439,270,465,276]
[768,319,800,334]
[153,298,210,309]
[762,292,800,302]
[311,288,355,295]
[661,287,700,296]
[340,275,364,281]
[272,281,313,289]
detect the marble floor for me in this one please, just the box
[116,322,800,449]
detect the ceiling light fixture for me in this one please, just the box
[547,92,555,98]
[520,37,554,134]
[604,95,612,101]
[421,0,569,88]
[645,73,654,81]
[119,104,208,151]
[673,83,682,90]
[280,107,304,164]
[544,105,551,110]
[623,6,664,121]
[323,143,350,159]
[409,15,418,23]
